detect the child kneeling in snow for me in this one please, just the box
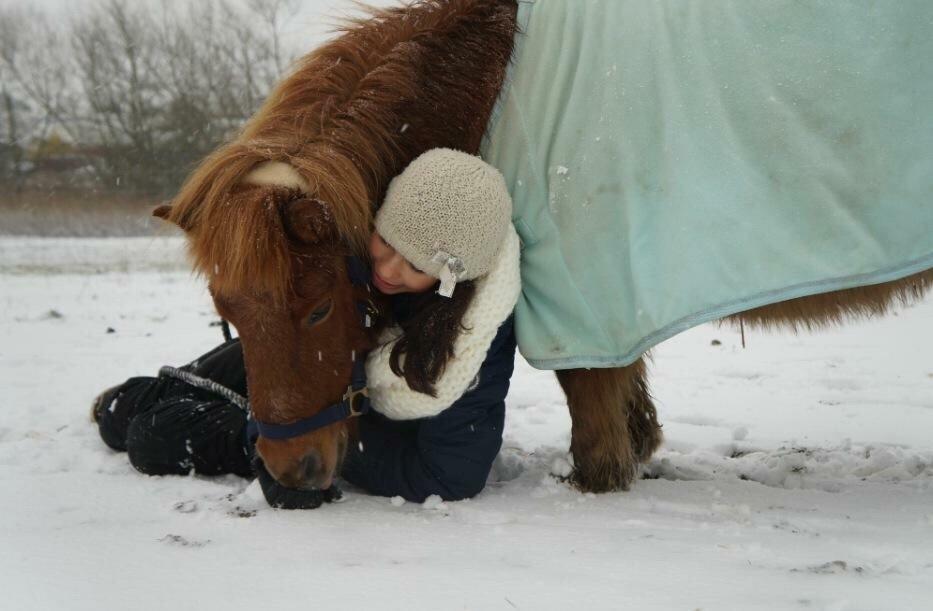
[93,149,520,507]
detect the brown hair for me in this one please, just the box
[388,280,478,396]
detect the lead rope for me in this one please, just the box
[157,318,248,411]
[221,319,233,342]
[158,365,249,412]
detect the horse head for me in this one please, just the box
[156,162,382,491]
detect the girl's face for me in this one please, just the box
[368,231,438,295]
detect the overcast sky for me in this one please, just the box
[0,0,399,52]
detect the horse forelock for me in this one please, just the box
[187,182,295,305]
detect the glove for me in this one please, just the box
[253,457,343,510]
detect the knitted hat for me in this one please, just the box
[375,148,513,297]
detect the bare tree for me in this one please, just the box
[0,7,73,190]
[246,0,301,76]
[0,83,25,189]
[0,7,80,143]
[1,0,300,197]
[0,9,24,187]
[67,0,157,191]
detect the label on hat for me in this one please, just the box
[432,250,466,299]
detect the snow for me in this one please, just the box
[2,236,932,610]
[421,495,448,511]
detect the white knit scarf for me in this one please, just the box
[366,225,521,420]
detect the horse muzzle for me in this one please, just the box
[254,457,344,510]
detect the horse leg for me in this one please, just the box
[555,358,662,493]
[725,270,932,331]
[553,271,930,493]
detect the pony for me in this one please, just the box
[157,0,932,493]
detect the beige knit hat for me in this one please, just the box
[375,148,513,298]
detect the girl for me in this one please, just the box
[93,148,521,506]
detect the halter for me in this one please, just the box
[247,357,370,440]
[250,254,379,440]
[161,255,380,442]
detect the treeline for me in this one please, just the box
[0,0,299,198]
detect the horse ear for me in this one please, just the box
[152,203,187,231]
[283,197,338,244]
[153,203,172,220]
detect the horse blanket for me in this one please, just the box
[481,0,933,369]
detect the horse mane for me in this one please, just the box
[166,0,517,301]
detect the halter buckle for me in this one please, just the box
[344,385,370,417]
[362,299,379,328]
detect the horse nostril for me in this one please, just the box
[301,451,322,484]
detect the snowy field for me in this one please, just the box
[1,236,932,611]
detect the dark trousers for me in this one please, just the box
[96,340,253,477]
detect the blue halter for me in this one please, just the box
[248,358,371,440]
[246,254,379,441]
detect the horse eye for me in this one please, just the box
[306,300,332,326]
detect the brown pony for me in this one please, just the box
[159,0,932,493]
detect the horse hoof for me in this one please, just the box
[569,455,638,493]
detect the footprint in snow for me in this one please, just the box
[159,534,210,548]
[173,500,198,514]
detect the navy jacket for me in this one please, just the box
[341,304,517,503]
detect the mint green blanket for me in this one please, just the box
[481,0,933,370]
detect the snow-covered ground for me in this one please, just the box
[1,237,931,611]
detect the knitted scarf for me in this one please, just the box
[366,225,521,420]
